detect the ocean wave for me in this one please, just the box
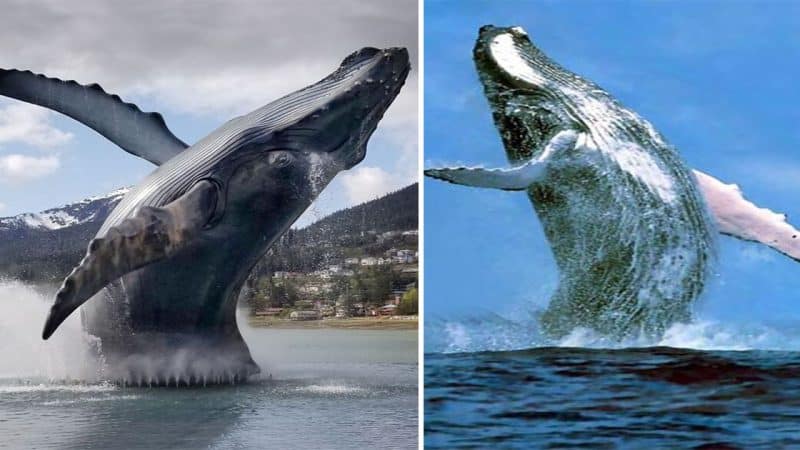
[426,313,800,354]
[41,394,139,406]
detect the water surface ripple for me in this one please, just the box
[425,347,800,449]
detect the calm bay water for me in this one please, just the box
[0,325,418,449]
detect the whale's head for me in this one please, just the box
[212,46,410,227]
[302,46,411,171]
[473,26,597,164]
[233,46,408,169]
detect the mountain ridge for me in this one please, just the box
[0,183,418,283]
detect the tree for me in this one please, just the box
[361,266,393,306]
[396,287,418,315]
[271,280,300,307]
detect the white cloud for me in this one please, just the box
[0,201,5,213]
[0,154,60,183]
[0,0,418,123]
[127,63,331,118]
[0,103,73,149]
[340,166,405,205]
[124,59,419,130]
[0,0,417,218]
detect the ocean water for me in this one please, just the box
[0,280,418,449]
[425,315,800,449]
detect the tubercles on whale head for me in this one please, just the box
[217,46,410,221]
[321,46,410,170]
[245,46,410,172]
[209,46,410,230]
[510,26,528,37]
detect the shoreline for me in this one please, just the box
[247,316,418,330]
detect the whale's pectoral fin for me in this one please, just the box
[425,129,579,191]
[424,162,546,191]
[0,69,188,165]
[694,169,800,262]
[42,180,220,339]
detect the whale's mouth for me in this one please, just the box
[329,47,411,169]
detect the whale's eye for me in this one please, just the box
[268,151,294,168]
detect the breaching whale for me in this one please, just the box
[426,26,800,339]
[1,46,409,383]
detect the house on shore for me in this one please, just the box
[254,307,284,317]
[289,310,321,321]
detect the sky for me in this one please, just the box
[424,0,800,324]
[0,0,418,226]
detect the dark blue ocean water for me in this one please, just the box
[425,317,800,449]
[426,348,800,449]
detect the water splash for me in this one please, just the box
[0,279,103,382]
[426,312,800,354]
[0,279,258,387]
[41,394,140,406]
[0,382,116,394]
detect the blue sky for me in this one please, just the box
[424,0,800,324]
[0,0,417,227]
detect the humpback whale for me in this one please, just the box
[426,26,800,339]
[1,46,409,383]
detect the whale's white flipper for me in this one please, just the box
[42,179,220,339]
[425,130,579,190]
[424,161,547,190]
[694,169,800,261]
[0,69,188,165]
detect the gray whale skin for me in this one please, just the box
[0,47,409,384]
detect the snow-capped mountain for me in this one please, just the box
[0,188,128,231]
[0,188,128,282]
[0,183,418,284]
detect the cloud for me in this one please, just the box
[0,0,418,122]
[0,201,5,213]
[0,154,60,183]
[0,103,73,148]
[339,166,406,205]
[0,0,417,215]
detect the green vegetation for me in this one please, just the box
[244,185,418,315]
[397,287,418,315]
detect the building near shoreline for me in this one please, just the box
[289,310,321,321]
